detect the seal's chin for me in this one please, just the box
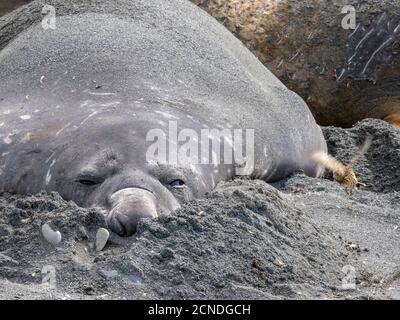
[106,187,159,236]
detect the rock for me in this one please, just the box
[0,224,13,237]
[97,269,119,279]
[72,262,91,272]
[160,248,174,260]
[77,225,89,240]
[82,285,95,295]
[95,228,109,252]
[0,253,19,266]
[41,223,62,245]
[8,208,24,226]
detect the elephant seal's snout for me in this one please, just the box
[106,188,158,236]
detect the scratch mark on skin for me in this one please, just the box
[56,123,72,136]
[348,24,362,40]
[98,101,121,107]
[154,110,179,119]
[337,12,400,82]
[336,68,346,81]
[361,36,394,74]
[161,98,185,106]
[83,89,116,96]
[354,28,374,53]
[80,100,92,108]
[79,111,98,127]
[20,115,31,120]
[45,152,56,164]
[46,159,56,185]
[0,122,4,127]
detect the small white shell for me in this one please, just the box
[41,223,62,245]
[95,228,110,252]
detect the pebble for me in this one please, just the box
[83,286,95,295]
[95,228,109,252]
[41,223,62,245]
[160,247,174,259]
[0,253,19,266]
[98,269,119,279]
[77,225,89,239]
[0,224,13,237]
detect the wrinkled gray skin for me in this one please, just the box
[0,0,326,236]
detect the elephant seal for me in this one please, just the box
[0,0,326,236]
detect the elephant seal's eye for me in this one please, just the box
[76,176,103,186]
[169,179,185,189]
[78,179,98,186]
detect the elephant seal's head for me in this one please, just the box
[26,107,233,236]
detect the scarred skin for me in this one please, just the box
[0,0,326,236]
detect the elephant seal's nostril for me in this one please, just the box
[106,188,158,237]
[106,212,126,236]
[107,210,154,236]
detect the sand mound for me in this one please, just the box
[0,181,353,299]
[323,119,400,193]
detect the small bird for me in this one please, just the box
[312,134,373,194]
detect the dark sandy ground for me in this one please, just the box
[0,119,398,300]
